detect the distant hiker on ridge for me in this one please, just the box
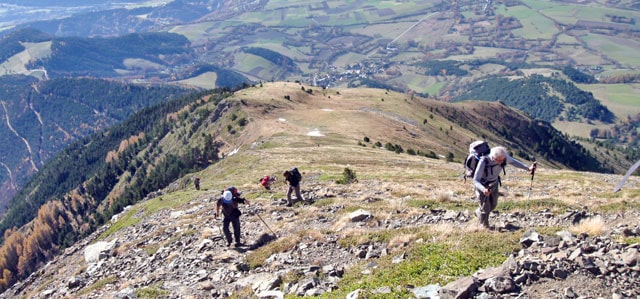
[194,177,200,190]
[283,167,305,207]
[473,146,535,229]
[215,186,249,247]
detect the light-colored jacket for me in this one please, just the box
[473,155,528,191]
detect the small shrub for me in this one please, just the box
[394,144,404,154]
[446,152,454,162]
[384,142,395,151]
[336,167,358,184]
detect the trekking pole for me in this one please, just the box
[256,212,277,237]
[527,161,536,213]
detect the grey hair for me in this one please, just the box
[489,146,508,160]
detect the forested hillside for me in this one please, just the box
[0,86,232,291]
[451,75,615,123]
[29,31,193,78]
[0,75,193,212]
[0,28,50,62]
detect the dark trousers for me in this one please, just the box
[287,184,304,205]
[222,215,241,244]
[476,183,499,228]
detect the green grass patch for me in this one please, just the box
[136,282,170,298]
[406,199,476,211]
[337,229,402,248]
[98,208,140,240]
[622,237,640,245]
[594,200,640,213]
[578,83,640,119]
[312,198,335,208]
[531,225,565,236]
[78,276,118,296]
[323,230,520,298]
[99,190,196,239]
[423,81,446,97]
[498,198,574,213]
[497,5,557,39]
[581,34,640,66]
[143,242,164,256]
[343,205,367,214]
[246,235,301,268]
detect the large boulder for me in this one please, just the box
[84,238,118,264]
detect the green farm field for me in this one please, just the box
[498,5,558,40]
[579,83,640,119]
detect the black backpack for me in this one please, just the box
[290,167,302,183]
[463,141,490,181]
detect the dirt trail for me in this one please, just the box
[1,101,38,172]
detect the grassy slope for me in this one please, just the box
[188,82,639,200]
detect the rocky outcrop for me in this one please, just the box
[437,226,640,298]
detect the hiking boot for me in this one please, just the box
[286,202,293,207]
[234,242,244,247]
[226,241,232,247]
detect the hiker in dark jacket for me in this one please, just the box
[283,168,305,207]
[473,146,535,229]
[215,187,249,246]
[194,177,200,190]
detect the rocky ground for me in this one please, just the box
[2,178,639,299]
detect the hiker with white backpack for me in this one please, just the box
[215,187,250,247]
[466,143,536,229]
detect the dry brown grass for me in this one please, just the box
[570,215,607,237]
[114,242,131,257]
[437,191,453,202]
[388,233,418,251]
[199,227,217,240]
[301,229,327,243]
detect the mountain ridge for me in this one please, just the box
[0,82,638,298]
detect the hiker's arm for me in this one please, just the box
[472,158,489,193]
[507,156,529,170]
[235,197,249,205]
[215,201,220,218]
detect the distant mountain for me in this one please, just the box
[10,0,221,37]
